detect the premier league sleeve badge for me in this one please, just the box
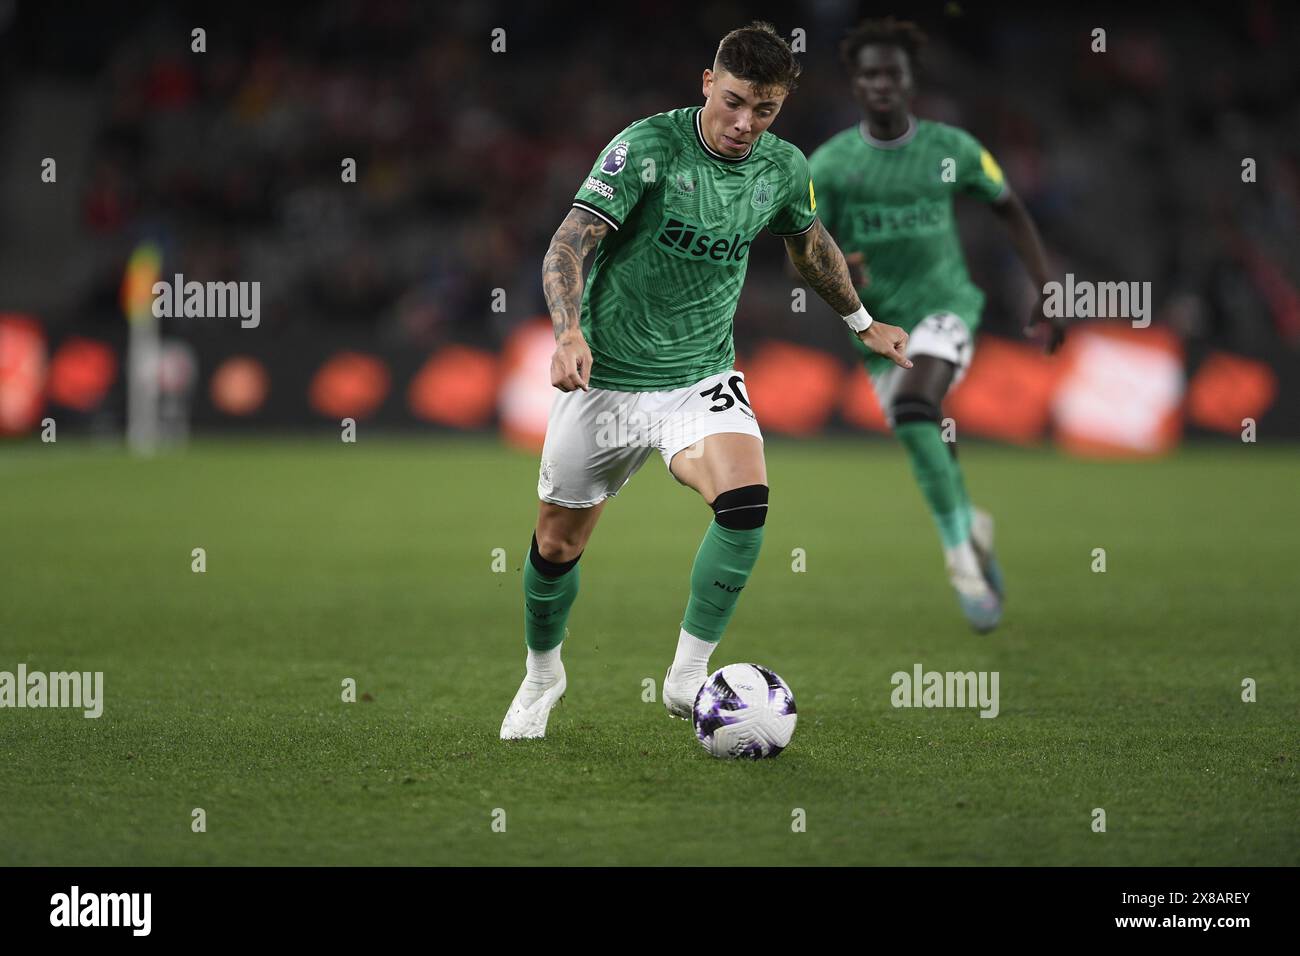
[600,142,629,175]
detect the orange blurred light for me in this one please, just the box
[1186,352,1277,434]
[739,341,843,436]
[840,366,890,432]
[0,315,47,434]
[408,345,499,428]
[308,351,391,420]
[211,356,269,416]
[47,337,117,412]
[947,336,1060,444]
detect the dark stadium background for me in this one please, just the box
[1,0,1297,447]
[2,0,1299,877]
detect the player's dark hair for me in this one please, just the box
[715,21,801,94]
[839,16,928,72]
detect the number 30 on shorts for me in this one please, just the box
[699,375,751,412]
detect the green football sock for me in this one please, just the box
[949,447,976,536]
[682,521,764,644]
[523,551,580,652]
[895,420,971,549]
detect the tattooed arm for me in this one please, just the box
[542,207,610,391]
[784,220,912,369]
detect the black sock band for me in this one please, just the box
[529,533,582,577]
[892,394,942,426]
[710,484,769,530]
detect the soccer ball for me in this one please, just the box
[692,663,797,759]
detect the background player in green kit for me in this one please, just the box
[501,22,912,739]
[809,17,1065,633]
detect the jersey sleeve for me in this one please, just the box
[766,146,818,237]
[958,131,1009,203]
[571,120,663,231]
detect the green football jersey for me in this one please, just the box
[808,117,1007,373]
[572,107,817,391]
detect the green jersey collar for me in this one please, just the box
[859,115,917,150]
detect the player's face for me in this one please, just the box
[700,68,787,156]
[851,44,913,120]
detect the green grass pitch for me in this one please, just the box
[1,436,1296,866]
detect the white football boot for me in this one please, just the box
[499,662,567,739]
[948,559,1002,634]
[663,665,707,720]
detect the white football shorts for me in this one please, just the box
[870,311,975,427]
[537,368,763,508]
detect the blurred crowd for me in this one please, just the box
[5,0,1299,359]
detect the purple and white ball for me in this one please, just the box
[692,663,797,760]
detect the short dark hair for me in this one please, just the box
[839,16,928,72]
[715,21,801,95]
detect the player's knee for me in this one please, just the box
[711,484,769,530]
[530,531,583,574]
[891,393,942,426]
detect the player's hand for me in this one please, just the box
[857,321,912,369]
[1024,289,1066,355]
[844,251,870,290]
[550,331,593,391]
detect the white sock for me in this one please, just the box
[944,540,981,577]
[671,628,715,680]
[523,645,563,694]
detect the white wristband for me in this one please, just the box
[842,304,873,333]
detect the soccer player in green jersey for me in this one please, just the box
[501,22,912,738]
[809,17,1064,633]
